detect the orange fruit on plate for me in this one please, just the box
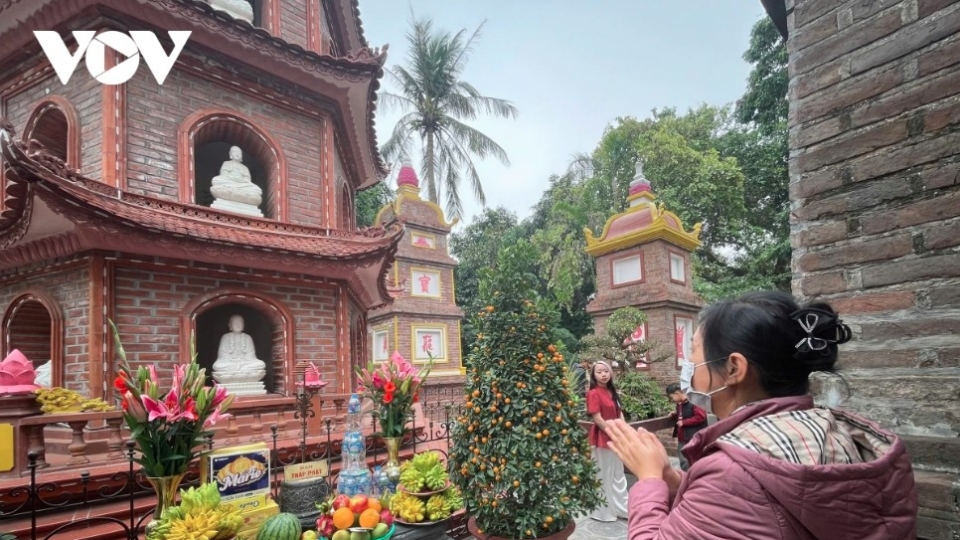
[367,499,382,513]
[359,508,380,528]
[332,507,355,530]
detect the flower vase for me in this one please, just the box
[382,437,402,485]
[144,473,186,535]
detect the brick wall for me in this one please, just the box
[124,65,326,226]
[787,0,960,536]
[111,265,339,394]
[279,0,309,51]
[2,68,103,179]
[789,0,960,429]
[0,263,90,394]
[591,241,701,310]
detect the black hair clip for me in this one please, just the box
[790,308,852,354]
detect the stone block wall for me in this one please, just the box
[787,0,960,536]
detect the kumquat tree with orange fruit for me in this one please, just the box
[449,240,602,539]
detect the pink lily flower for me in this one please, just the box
[123,391,148,422]
[180,396,198,422]
[141,395,171,422]
[203,408,231,429]
[210,385,229,408]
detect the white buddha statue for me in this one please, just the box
[34,361,52,388]
[212,314,267,396]
[209,146,264,217]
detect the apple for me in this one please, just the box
[331,530,351,540]
[379,509,394,527]
[348,494,369,514]
[332,494,351,510]
[301,532,318,540]
[349,532,370,540]
[371,523,390,539]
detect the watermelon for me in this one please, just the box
[257,513,302,540]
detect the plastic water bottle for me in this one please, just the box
[337,393,371,495]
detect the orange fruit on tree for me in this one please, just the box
[359,508,380,528]
[332,507,355,530]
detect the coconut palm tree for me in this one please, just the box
[380,18,518,221]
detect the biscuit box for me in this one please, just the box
[235,498,280,540]
[200,443,271,503]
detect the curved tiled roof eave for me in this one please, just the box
[583,204,702,256]
[0,126,403,261]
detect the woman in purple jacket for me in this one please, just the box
[605,291,918,540]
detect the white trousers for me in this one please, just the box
[590,446,628,521]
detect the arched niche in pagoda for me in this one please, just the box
[2,290,63,388]
[181,289,295,396]
[22,96,81,168]
[339,183,354,230]
[178,109,288,221]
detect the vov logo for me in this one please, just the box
[34,30,191,85]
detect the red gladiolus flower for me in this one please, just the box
[114,372,127,392]
[384,382,396,393]
[413,391,419,403]
[383,391,394,404]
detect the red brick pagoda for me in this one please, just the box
[368,162,465,393]
[0,0,401,404]
[584,162,703,389]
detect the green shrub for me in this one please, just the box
[617,371,672,421]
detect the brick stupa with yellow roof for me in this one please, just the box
[369,162,466,388]
[584,161,703,387]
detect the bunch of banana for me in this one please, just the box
[148,483,242,540]
[389,490,426,523]
[33,387,113,413]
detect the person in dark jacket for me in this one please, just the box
[666,383,707,471]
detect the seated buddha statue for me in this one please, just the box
[212,314,267,395]
[210,146,263,208]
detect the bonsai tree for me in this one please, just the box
[450,241,602,539]
[616,370,672,420]
[579,306,671,420]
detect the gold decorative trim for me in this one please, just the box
[584,201,702,256]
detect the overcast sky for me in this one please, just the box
[360,1,768,228]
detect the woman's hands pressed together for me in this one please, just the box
[605,419,672,481]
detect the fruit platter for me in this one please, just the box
[312,493,395,540]
[389,452,463,526]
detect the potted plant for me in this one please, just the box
[449,241,602,539]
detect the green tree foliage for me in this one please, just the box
[735,17,788,135]
[449,240,602,538]
[451,207,525,347]
[355,182,395,228]
[379,18,518,221]
[445,16,789,341]
[617,371,672,421]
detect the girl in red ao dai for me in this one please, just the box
[586,359,628,522]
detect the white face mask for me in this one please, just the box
[686,358,728,412]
